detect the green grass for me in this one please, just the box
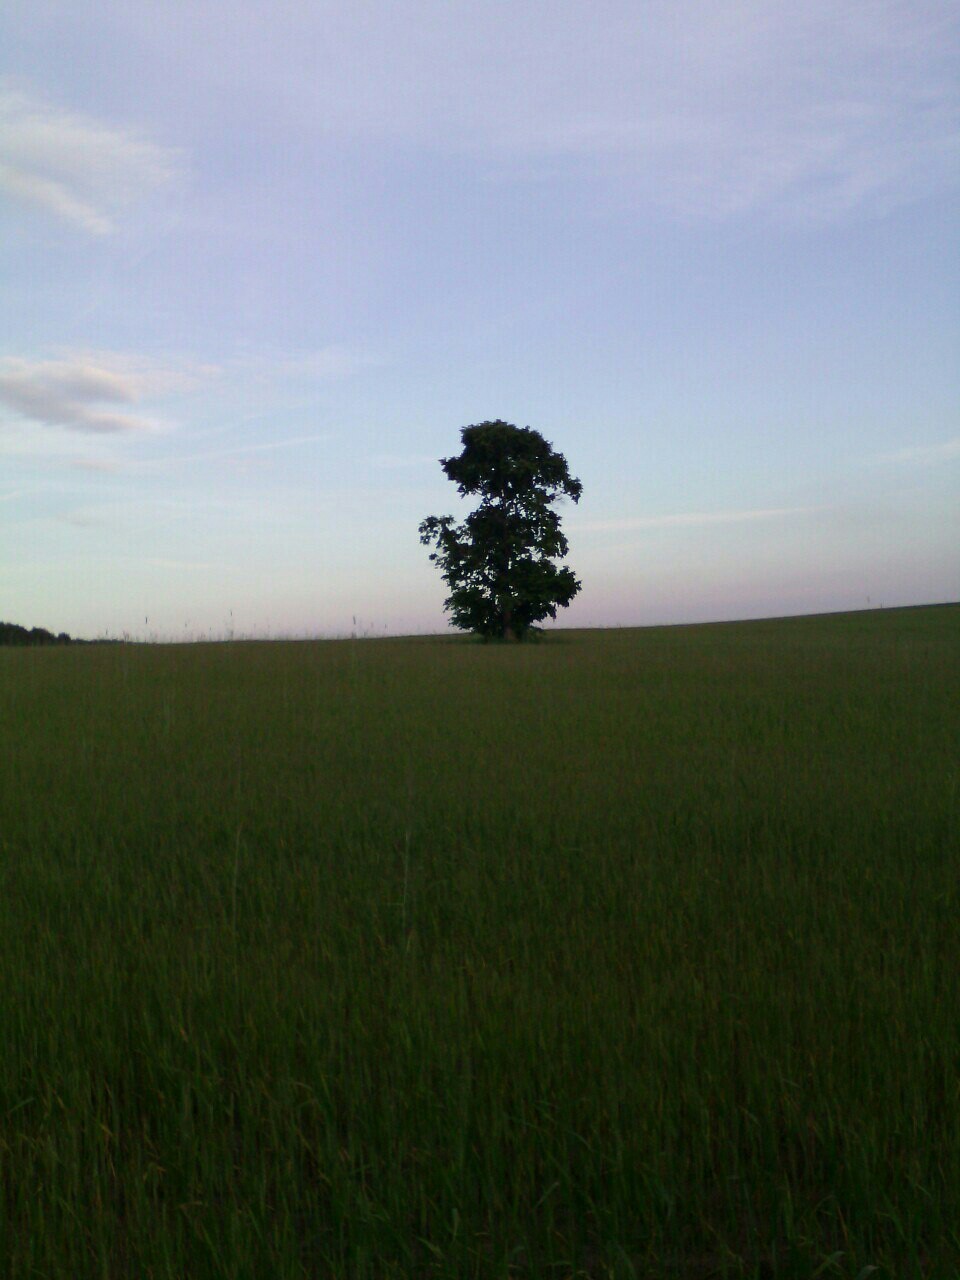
[1,606,958,1278]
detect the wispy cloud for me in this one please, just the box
[371,453,439,470]
[142,558,229,573]
[227,346,379,391]
[69,456,127,474]
[878,437,960,465]
[573,507,810,534]
[485,2,960,222]
[0,346,356,468]
[0,358,157,434]
[147,432,333,468]
[0,351,215,439]
[264,346,374,380]
[0,353,186,434]
[0,82,178,233]
[212,0,957,222]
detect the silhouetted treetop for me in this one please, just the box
[0,621,74,646]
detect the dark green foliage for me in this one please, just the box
[420,421,582,640]
[0,620,72,645]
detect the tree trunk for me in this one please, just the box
[499,498,515,640]
[502,602,516,642]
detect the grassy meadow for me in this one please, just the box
[1,605,958,1279]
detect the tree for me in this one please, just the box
[419,420,583,641]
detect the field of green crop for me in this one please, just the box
[1,605,957,1278]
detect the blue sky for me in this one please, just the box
[2,0,958,638]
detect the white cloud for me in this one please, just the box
[0,352,199,435]
[573,507,810,534]
[0,82,178,233]
[878,437,960,465]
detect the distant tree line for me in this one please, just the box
[0,621,75,646]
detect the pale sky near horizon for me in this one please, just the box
[2,1,958,639]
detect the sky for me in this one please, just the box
[2,0,958,640]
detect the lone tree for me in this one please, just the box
[419,420,582,641]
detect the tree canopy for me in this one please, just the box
[0,621,73,646]
[419,421,582,641]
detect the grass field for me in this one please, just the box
[1,605,958,1278]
